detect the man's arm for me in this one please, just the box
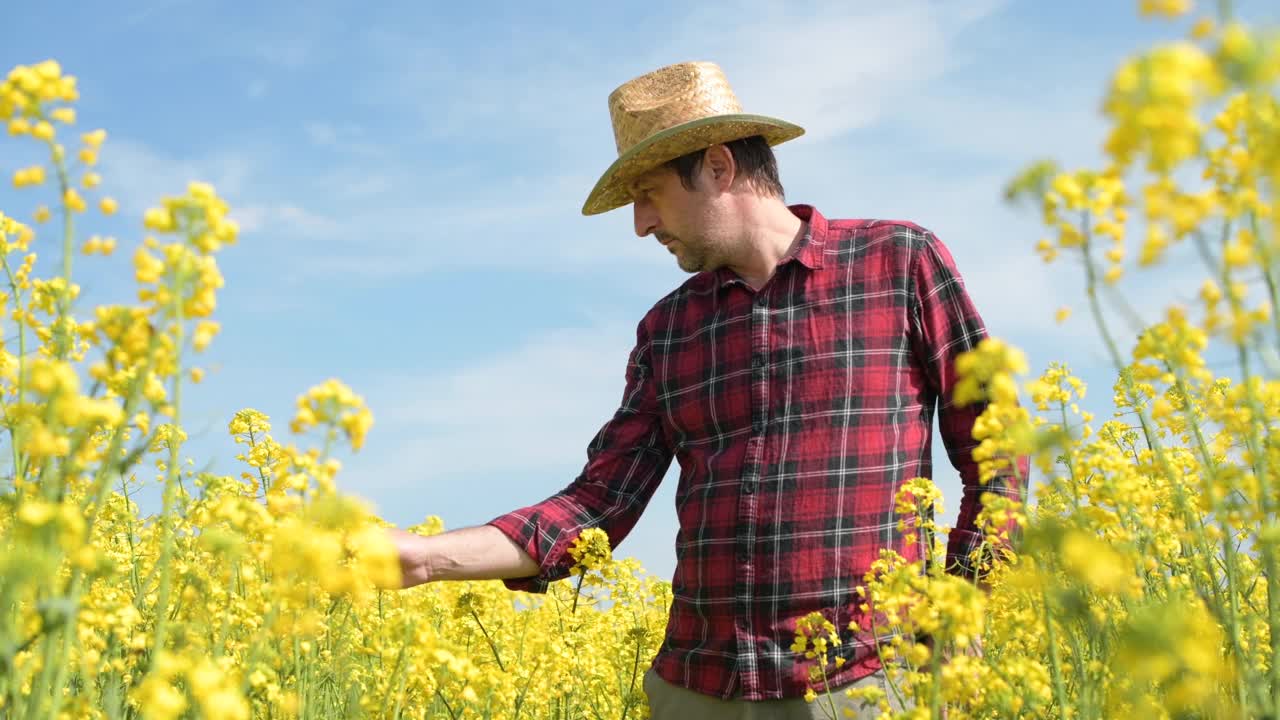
[908,228,1029,582]
[388,317,673,593]
[387,525,539,589]
[483,317,673,594]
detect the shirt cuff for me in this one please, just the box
[486,513,572,594]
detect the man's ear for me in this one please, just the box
[702,144,737,193]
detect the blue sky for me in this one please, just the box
[4,0,1277,581]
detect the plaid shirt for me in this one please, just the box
[488,205,1028,700]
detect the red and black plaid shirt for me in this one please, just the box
[488,205,1028,700]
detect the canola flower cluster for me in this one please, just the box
[0,59,671,720]
[779,3,1280,718]
[2,2,1280,718]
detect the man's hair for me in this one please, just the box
[664,135,784,199]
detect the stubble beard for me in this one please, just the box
[664,233,714,274]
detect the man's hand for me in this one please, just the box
[387,528,433,588]
[977,576,993,595]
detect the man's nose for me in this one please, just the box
[633,199,658,238]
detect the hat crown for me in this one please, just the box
[607,61,743,156]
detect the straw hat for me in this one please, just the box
[581,61,805,216]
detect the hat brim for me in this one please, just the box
[581,114,805,216]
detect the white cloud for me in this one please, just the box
[354,322,638,479]
[668,0,1010,142]
[92,0,1126,338]
[306,123,339,146]
[96,138,348,247]
[303,122,388,159]
[98,138,256,216]
[117,0,195,28]
[234,0,1019,282]
[233,203,343,237]
[248,38,313,70]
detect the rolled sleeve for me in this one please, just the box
[908,230,1029,581]
[487,318,673,593]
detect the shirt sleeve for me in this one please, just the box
[908,229,1030,581]
[486,318,674,593]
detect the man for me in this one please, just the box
[387,61,1027,718]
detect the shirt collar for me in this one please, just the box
[715,203,828,289]
[785,204,828,270]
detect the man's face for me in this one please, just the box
[629,164,727,274]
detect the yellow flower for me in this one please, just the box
[33,205,51,223]
[50,106,75,124]
[1055,306,1072,324]
[12,165,45,187]
[568,526,614,576]
[1138,0,1190,17]
[1050,173,1085,210]
[32,120,55,141]
[99,196,118,215]
[18,500,57,526]
[895,477,944,517]
[290,378,374,450]
[193,320,220,351]
[1220,23,1254,63]
[1035,237,1058,263]
[81,128,106,147]
[64,188,86,213]
[143,207,175,232]
[133,246,165,284]
[1060,531,1133,595]
[134,681,187,720]
[23,425,70,458]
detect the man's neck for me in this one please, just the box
[727,200,805,291]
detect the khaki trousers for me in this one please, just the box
[642,667,913,720]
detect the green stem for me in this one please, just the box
[819,661,839,720]
[571,573,584,615]
[1081,218,1227,624]
[1167,362,1259,710]
[1217,0,1235,22]
[1042,591,1071,717]
[1249,212,1280,344]
[0,253,30,483]
[149,263,187,662]
[930,645,942,720]
[619,634,642,720]
[1218,212,1280,715]
[43,129,75,363]
[867,606,909,709]
[470,609,506,672]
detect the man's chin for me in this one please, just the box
[668,245,708,273]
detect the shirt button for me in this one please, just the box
[755,294,767,308]
[743,482,754,495]
[752,420,764,434]
[751,353,764,368]
[738,551,750,564]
